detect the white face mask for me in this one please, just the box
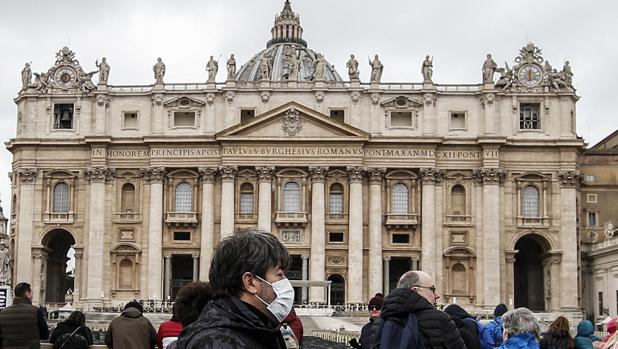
[253,275,295,323]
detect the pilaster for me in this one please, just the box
[256,166,275,231]
[347,166,364,303]
[199,167,217,280]
[368,168,385,297]
[219,166,237,240]
[309,166,327,302]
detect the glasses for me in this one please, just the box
[412,285,436,294]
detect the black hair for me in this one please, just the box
[14,282,31,297]
[68,310,86,326]
[208,228,290,298]
[175,282,213,326]
[124,300,143,313]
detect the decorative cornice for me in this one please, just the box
[347,166,365,183]
[558,171,581,188]
[255,166,274,182]
[199,167,218,183]
[142,167,166,183]
[18,169,37,182]
[85,167,116,183]
[309,167,328,183]
[219,166,237,182]
[367,168,386,185]
[420,168,443,183]
[473,168,506,184]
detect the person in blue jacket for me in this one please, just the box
[574,320,601,349]
[485,304,508,347]
[496,307,540,349]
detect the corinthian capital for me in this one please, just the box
[367,168,386,185]
[420,168,443,183]
[473,168,505,184]
[86,167,116,183]
[347,166,365,183]
[256,166,275,183]
[309,167,328,183]
[219,166,237,182]
[18,168,37,182]
[141,167,166,183]
[558,171,581,188]
[199,167,218,183]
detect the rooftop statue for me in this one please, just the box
[227,54,236,81]
[562,61,573,88]
[422,55,433,83]
[494,62,514,90]
[153,57,166,84]
[33,72,50,93]
[482,54,497,84]
[21,63,32,90]
[346,54,359,80]
[79,71,97,93]
[95,57,110,85]
[313,53,326,81]
[0,242,10,286]
[369,54,383,83]
[206,55,219,83]
[260,55,272,80]
[283,46,300,81]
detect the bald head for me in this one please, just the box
[397,271,439,306]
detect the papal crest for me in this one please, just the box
[281,108,303,136]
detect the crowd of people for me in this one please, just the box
[1,229,618,349]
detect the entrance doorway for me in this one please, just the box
[328,274,345,305]
[287,255,303,304]
[389,257,413,293]
[43,229,75,303]
[171,255,193,299]
[514,235,548,311]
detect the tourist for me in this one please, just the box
[603,318,618,342]
[104,300,157,349]
[496,307,540,349]
[444,304,481,349]
[485,303,508,347]
[540,316,574,349]
[176,229,291,349]
[574,320,600,349]
[350,292,383,348]
[278,308,303,347]
[49,310,93,349]
[174,281,213,327]
[374,270,467,348]
[157,304,183,349]
[0,282,49,348]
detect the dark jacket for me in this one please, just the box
[574,320,600,349]
[444,304,480,349]
[540,331,574,349]
[380,287,467,349]
[0,297,49,349]
[175,296,286,349]
[50,319,94,348]
[359,317,380,348]
[105,307,157,349]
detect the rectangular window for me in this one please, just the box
[53,104,74,129]
[390,111,413,127]
[329,192,343,215]
[392,233,410,244]
[519,103,540,130]
[123,112,138,129]
[450,112,466,130]
[587,194,598,203]
[588,212,598,227]
[599,291,604,316]
[173,232,191,241]
[174,111,195,127]
[240,192,254,215]
[329,109,345,123]
[329,232,344,243]
[240,109,255,123]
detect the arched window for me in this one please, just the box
[391,184,409,214]
[239,183,254,215]
[175,183,193,212]
[451,263,467,295]
[522,185,540,217]
[450,185,466,215]
[52,183,69,213]
[329,183,344,216]
[119,259,133,289]
[121,183,135,212]
[283,182,301,212]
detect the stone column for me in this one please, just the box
[368,168,385,296]
[301,255,309,304]
[192,255,199,282]
[309,167,327,303]
[256,166,275,231]
[347,167,364,303]
[16,169,37,284]
[474,168,504,307]
[163,255,171,301]
[420,168,440,280]
[199,167,217,280]
[383,256,390,295]
[504,250,518,309]
[85,167,113,300]
[219,166,237,240]
[145,167,165,300]
[73,248,84,304]
[558,171,580,310]
[547,253,562,311]
[31,249,46,303]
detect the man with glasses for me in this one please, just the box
[374,271,467,349]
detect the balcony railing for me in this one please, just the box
[275,211,308,227]
[113,211,141,224]
[165,212,198,225]
[385,213,419,227]
[516,216,550,228]
[43,212,74,224]
[445,214,472,225]
[326,213,348,222]
[235,213,258,223]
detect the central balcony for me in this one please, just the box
[517,216,550,229]
[113,211,141,224]
[43,212,75,224]
[165,211,198,226]
[384,213,419,228]
[275,211,308,227]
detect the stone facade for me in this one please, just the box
[7,1,583,313]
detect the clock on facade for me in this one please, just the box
[517,64,543,87]
[54,66,77,89]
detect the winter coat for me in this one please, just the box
[574,320,600,349]
[0,297,50,349]
[157,320,183,349]
[540,331,574,349]
[485,316,505,346]
[49,319,94,348]
[359,317,380,348]
[379,287,468,349]
[497,333,540,349]
[444,304,480,349]
[175,296,286,349]
[105,307,157,349]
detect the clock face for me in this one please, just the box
[518,64,543,87]
[54,66,77,89]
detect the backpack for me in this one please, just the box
[484,319,504,347]
[466,319,495,349]
[53,326,89,349]
[373,313,425,349]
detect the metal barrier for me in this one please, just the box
[312,329,360,345]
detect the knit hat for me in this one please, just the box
[494,303,508,317]
[368,293,384,310]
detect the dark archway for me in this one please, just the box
[514,234,549,311]
[42,229,75,304]
[327,274,345,305]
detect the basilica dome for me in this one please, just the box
[236,1,342,82]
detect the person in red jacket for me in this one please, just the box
[278,308,303,347]
[157,304,183,349]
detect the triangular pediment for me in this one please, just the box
[163,96,206,108]
[216,102,369,141]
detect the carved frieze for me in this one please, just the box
[199,167,218,183]
[328,255,345,265]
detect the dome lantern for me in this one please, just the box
[267,0,307,48]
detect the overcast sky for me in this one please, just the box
[1,0,617,215]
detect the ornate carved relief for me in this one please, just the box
[281,108,303,136]
[261,91,271,103]
[420,168,443,183]
[314,91,324,103]
[558,171,581,188]
[199,167,218,183]
[346,167,365,183]
[309,167,328,182]
[473,168,506,184]
[219,166,237,182]
[328,255,345,265]
[18,169,37,182]
[367,168,385,185]
[85,167,115,183]
[142,167,166,183]
[350,91,361,104]
[256,166,275,182]
[96,95,110,107]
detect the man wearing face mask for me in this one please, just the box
[176,228,291,349]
